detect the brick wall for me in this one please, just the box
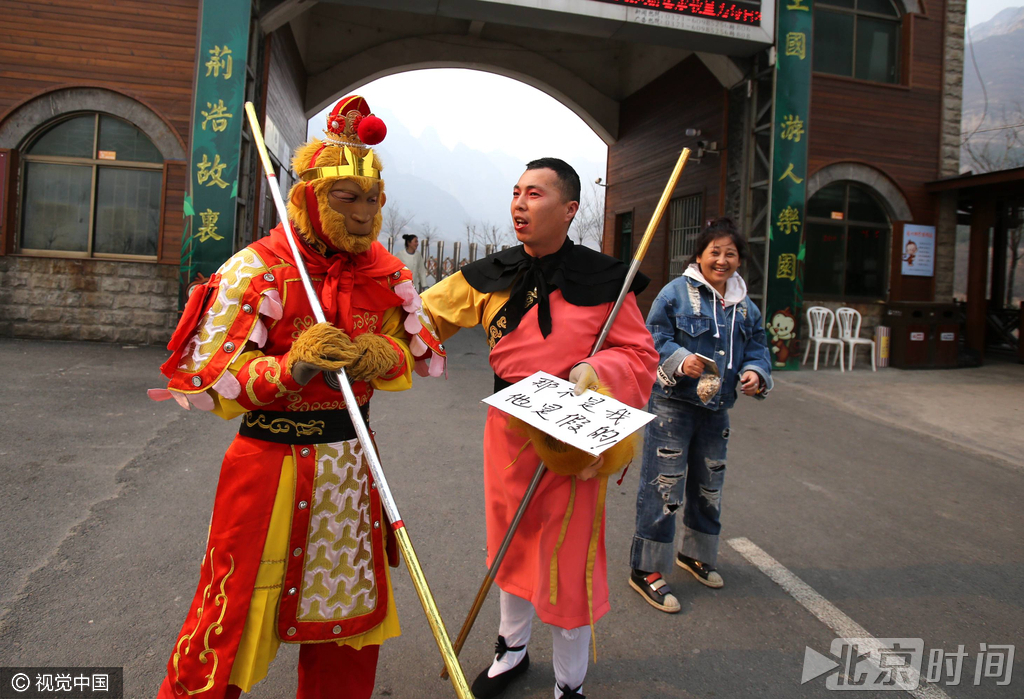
[0,257,178,345]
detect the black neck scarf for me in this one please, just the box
[460,238,649,339]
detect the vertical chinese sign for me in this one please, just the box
[180,0,251,303]
[765,0,812,370]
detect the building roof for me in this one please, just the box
[925,166,1024,193]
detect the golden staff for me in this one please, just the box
[442,147,692,678]
[242,102,473,699]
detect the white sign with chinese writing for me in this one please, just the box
[482,371,656,456]
[901,224,936,277]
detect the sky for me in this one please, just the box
[308,68,608,175]
[967,0,1022,30]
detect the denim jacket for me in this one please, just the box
[646,266,773,411]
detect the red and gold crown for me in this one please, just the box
[299,94,387,182]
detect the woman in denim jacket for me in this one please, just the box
[628,217,773,613]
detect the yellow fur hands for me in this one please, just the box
[288,322,360,376]
[347,333,401,382]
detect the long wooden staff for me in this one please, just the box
[441,147,691,679]
[242,103,473,699]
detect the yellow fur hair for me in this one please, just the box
[287,322,358,372]
[347,333,401,382]
[286,139,386,255]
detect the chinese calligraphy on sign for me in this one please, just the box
[776,253,797,280]
[766,0,813,370]
[196,153,230,189]
[780,114,804,142]
[200,99,233,132]
[777,206,802,235]
[182,0,250,307]
[197,209,223,243]
[483,371,655,456]
[205,45,233,79]
[785,32,807,60]
[778,163,804,184]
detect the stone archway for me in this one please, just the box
[0,87,186,161]
[807,162,914,221]
[303,37,622,145]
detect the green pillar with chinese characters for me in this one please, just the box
[180,0,252,303]
[765,0,813,370]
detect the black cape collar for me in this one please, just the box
[460,237,649,338]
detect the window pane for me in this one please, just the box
[845,225,888,297]
[617,212,633,262]
[98,115,163,163]
[847,185,889,223]
[27,115,95,158]
[804,222,845,295]
[93,167,162,256]
[668,195,702,279]
[857,0,899,17]
[814,10,855,76]
[21,162,92,251]
[807,183,846,219]
[855,17,899,83]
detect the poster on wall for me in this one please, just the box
[901,224,935,277]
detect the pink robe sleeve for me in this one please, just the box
[582,292,658,409]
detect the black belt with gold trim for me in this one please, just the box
[239,405,370,445]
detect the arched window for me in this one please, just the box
[805,182,890,299]
[813,0,902,84]
[20,113,164,258]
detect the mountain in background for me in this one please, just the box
[370,107,605,242]
[961,7,1024,172]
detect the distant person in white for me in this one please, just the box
[395,233,431,291]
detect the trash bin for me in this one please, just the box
[883,302,959,368]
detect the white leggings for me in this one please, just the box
[497,589,591,697]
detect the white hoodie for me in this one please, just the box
[681,263,748,372]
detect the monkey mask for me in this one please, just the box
[286,95,388,256]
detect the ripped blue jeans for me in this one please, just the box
[630,392,730,572]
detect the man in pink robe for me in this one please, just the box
[420,158,658,699]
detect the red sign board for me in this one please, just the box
[591,0,762,25]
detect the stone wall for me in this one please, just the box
[935,0,967,301]
[0,257,178,345]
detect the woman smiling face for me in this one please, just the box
[696,236,740,295]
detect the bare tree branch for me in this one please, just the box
[569,181,605,250]
[961,102,1024,174]
[382,205,415,244]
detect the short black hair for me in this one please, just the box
[402,234,418,244]
[686,217,748,266]
[525,157,581,203]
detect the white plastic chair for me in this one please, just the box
[836,307,876,371]
[802,306,844,371]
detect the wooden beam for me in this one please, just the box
[966,195,993,359]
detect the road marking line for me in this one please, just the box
[727,537,949,699]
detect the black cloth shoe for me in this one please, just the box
[471,636,530,699]
[676,553,724,588]
[558,683,586,698]
[629,568,681,612]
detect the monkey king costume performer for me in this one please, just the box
[420,197,659,698]
[149,96,444,699]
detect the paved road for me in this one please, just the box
[0,333,1020,699]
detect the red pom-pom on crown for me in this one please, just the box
[357,115,386,145]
